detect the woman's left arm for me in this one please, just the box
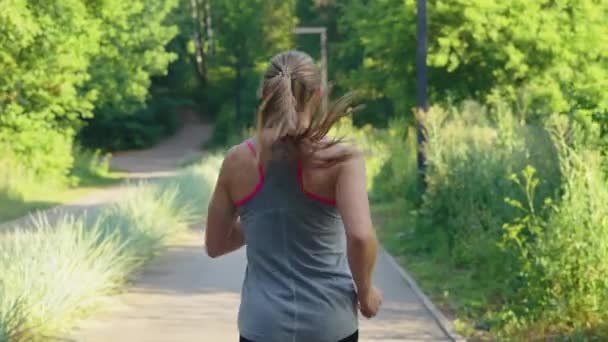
[205,154,245,258]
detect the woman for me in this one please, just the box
[205,50,382,342]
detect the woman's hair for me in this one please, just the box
[255,50,357,166]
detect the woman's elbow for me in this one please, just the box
[205,244,222,258]
[347,230,377,247]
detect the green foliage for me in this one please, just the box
[0,147,120,223]
[417,102,560,266]
[1,0,181,186]
[329,117,389,191]
[337,0,608,123]
[0,152,40,217]
[336,0,415,124]
[0,0,100,180]
[208,103,242,148]
[157,6,205,108]
[369,119,419,203]
[85,0,179,114]
[208,0,297,144]
[0,155,221,342]
[80,0,181,150]
[213,0,296,71]
[79,96,183,151]
[70,148,111,185]
[498,119,608,339]
[372,101,608,339]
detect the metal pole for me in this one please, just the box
[320,29,328,113]
[416,0,428,187]
[293,27,328,112]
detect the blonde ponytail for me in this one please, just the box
[256,50,357,167]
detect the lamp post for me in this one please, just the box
[416,0,428,186]
[293,27,328,112]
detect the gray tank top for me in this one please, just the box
[236,140,358,342]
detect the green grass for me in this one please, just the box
[0,154,221,342]
[0,150,126,223]
[372,109,608,341]
[373,201,495,341]
[0,173,126,224]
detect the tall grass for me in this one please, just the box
[372,101,608,339]
[330,117,390,190]
[0,155,221,342]
[417,102,560,268]
[498,117,608,339]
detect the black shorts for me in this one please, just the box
[240,330,358,342]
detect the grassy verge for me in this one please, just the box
[0,150,126,223]
[373,201,488,340]
[372,106,608,341]
[0,155,222,342]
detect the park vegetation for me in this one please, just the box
[1,0,607,340]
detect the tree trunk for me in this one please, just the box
[203,0,214,55]
[190,0,206,85]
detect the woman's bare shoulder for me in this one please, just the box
[221,141,255,175]
[314,139,363,163]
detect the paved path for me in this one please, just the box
[68,232,455,342]
[5,115,459,341]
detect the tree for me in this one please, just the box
[84,0,179,115]
[0,0,100,178]
[78,0,181,150]
[212,0,296,124]
[337,0,608,123]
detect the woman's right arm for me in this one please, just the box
[336,153,382,318]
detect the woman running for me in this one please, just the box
[205,50,382,342]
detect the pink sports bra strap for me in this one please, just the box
[235,140,265,207]
[297,163,337,206]
[236,139,336,207]
[245,139,257,156]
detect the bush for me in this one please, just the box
[0,155,220,342]
[0,153,38,201]
[0,125,76,187]
[416,102,560,266]
[330,117,389,191]
[369,118,419,203]
[69,147,111,184]
[373,101,608,339]
[79,96,184,151]
[208,103,240,148]
[0,146,117,223]
[0,0,100,182]
[498,117,608,338]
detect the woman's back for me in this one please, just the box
[233,140,357,342]
[205,50,381,342]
